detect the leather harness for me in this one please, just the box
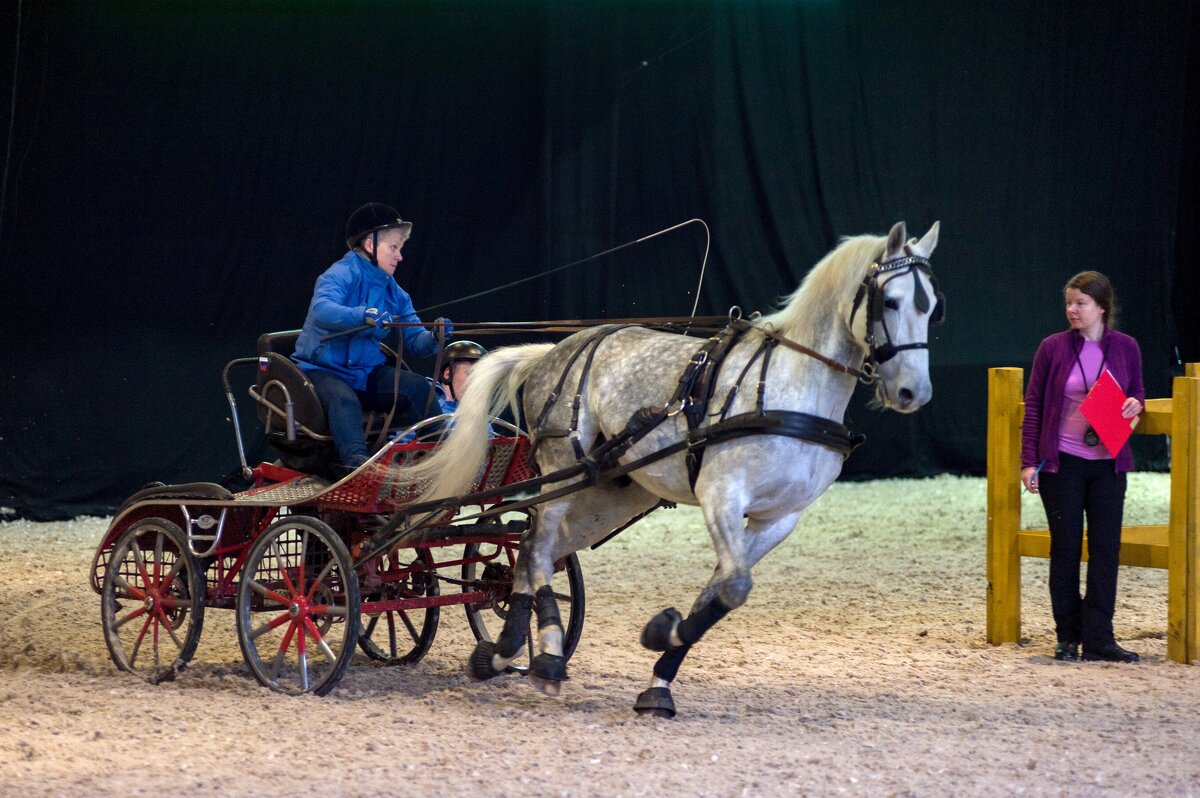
[529,316,865,493]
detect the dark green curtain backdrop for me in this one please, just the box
[0,1,1193,518]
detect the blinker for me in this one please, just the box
[912,270,930,314]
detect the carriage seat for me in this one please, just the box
[253,331,330,440]
[250,330,417,472]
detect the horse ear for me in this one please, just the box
[910,221,940,258]
[885,222,907,256]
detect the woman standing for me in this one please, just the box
[1021,271,1144,663]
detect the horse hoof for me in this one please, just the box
[633,686,676,719]
[468,641,502,681]
[529,674,563,697]
[640,607,683,651]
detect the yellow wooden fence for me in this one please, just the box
[986,364,1200,663]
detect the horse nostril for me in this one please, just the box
[899,388,914,404]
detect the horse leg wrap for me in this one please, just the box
[676,597,732,646]
[640,607,684,651]
[531,585,568,683]
[652,644,691,683]
[534,584,561,631]
[497,592,534,659]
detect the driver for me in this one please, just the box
[292,203,451,470]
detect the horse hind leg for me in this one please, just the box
[466,495,573,685]
[526,482,659,696]
[467,534,538,682]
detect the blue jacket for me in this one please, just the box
[293,251,439,390]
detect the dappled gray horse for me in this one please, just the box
[402,221,943,716]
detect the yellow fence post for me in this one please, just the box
[1168,375,1200,663]
[987,368,1024,644]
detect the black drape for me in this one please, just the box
[0,1,1193,518]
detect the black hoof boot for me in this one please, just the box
[468,641,503,681]
[530,653,568,697]
[531,652,569,682]
[633,686,676,719]
[640,608,683,651]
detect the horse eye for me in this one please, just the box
[884,298,900,311]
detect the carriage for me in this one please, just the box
[88,330,585,696]
[91,219,943,715]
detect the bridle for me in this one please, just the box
[848,250,945,382]
[751,249,945,386]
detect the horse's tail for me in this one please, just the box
[407,343,555,503]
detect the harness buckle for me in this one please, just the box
[666,398,691,418]
[858,361,878,385]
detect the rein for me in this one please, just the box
[746,318,871,383]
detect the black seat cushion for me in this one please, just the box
[254,331,329,436]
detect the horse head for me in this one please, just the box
[852,220,942,413]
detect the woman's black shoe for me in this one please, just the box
[1081,642,1140,663]
[1054,641,1080,661]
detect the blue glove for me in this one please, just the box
[364,308,393,337]
[437,317,453,340]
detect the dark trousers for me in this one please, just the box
[308,366,435,466]
[1037,452,1127,648]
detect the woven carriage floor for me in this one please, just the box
[1,474,1196,797]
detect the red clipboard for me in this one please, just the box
[1079,369,1138,457]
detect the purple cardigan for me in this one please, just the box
[1021,328,1145,473]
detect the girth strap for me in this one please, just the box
[694,410,865,459]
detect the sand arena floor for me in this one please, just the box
[1,473,1197,797]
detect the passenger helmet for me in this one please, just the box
[443,340,487,364]
[345,203,413,250]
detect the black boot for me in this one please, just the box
[1081,642,1139,663]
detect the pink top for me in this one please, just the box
[1057,339,1107,460]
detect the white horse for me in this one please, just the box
[404,221,942,716]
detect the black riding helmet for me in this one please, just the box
[440,340,487,398]
[345,203,413,266]
[442,340,487,366]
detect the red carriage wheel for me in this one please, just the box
[235,515,359,696]
[100,517,205,683]
[358,547,440,665]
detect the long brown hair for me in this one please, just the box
[1064,271,1118,329]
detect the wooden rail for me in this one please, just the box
[986,363,1200,663]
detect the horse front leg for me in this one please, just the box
[636,510,801,718]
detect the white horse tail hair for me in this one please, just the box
[406,343,556,503]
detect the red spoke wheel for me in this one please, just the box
[100,518,205,683]
[358,547,440,665]
[462,510,584,674]
[235,515,359,696]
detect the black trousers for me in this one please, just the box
[308,366,435,466]
[1037,452,1127,648]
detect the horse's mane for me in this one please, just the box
[756,233,886,340]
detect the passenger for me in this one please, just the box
[1021,271,1144,663]
[292,203,451,470]
[434,340,487,414]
